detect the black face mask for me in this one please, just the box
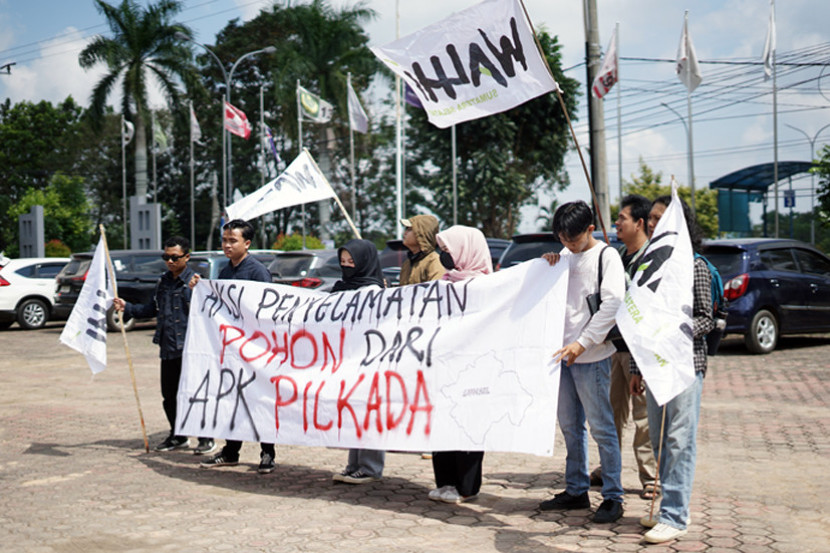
[341,265,358,279]
[439,250,455,270]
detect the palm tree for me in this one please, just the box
[79,0,197,200]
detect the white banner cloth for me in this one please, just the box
[370,0,557,129]
[224,150,335,222]
[177,260,567,455]
[59,236,114,374]
[615,185,695,406]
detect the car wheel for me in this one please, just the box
[744,309,778,354]
[107,305,136,332]
[17,298,49,330]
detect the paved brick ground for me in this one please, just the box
[1,323,829,552]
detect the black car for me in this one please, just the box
[268,250,341,291]
[54,250,166,331]
[703,238,830,354]
[497,231,621,270]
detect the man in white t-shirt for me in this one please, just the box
[538,200,626,524]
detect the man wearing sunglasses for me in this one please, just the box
[113,236,215,455]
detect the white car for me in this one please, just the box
[0,255,70,330]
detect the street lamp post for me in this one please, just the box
[661,102,695,212]
[785,122,830,245]
[175,33,274,210]
[226,46,275,203]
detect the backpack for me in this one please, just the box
[695,253,728,355]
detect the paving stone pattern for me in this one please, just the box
[1,323,829,552]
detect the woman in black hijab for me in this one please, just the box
[331,239,387,484]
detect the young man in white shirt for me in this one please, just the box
[539,200,626,523]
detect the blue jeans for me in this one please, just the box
[646,371,703,530]
[345,449,385,478]
[557,358,623,502]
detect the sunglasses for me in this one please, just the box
[161,254,187,262]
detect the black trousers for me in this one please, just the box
[160,358,183,436]
[221,440,275,461]
[432,451,485,497]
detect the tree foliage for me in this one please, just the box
[402,30,579,238]
[814,144,830,228]
[619,158,719,238]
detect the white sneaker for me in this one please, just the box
[428,486,452,501]
[439,487,478,504]
[640,515,691,528]
[644,522,688,543]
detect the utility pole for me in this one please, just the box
[583,0,611,229]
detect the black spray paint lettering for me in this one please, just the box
[200,367,260,441]
[361,326,441,367]
[201,281,245,321]
[85,289,108,342]
[405,17,527,103]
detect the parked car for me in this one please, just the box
[188,249,282,279]
[497,231,621,270]
[268,249,341,291]
[0,255,71,330]
[54,250,165,332]
[486,238,511,270]
[703,238,830,354]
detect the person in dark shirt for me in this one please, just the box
[193,219,276,474]
[113,236,215,455]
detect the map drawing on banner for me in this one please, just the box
[224,149,335,222]
[370,0,558,129]
[176,259,568,456]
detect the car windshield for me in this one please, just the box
[271,254,314,277]
[704,247,745,277]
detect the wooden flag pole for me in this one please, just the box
[517,0,611,244]
[304,149,362,240]
[99,224,149,453]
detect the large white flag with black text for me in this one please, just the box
[370,0,558,129]
[59,236,114,374]
[615,184,695,406]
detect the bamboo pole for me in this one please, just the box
[99,224,149,453]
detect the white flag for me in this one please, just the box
[370,0,558,129]
[676,13,702,93]
[223,101,252,139]
[122,118,134,146]
[297,84,334,123]
[59,236,115,374]
[615,181,695,406]
[225,149,336,222]
[762,0,776,80]
[190,103,202,143]
[347,75,369,134]
[591,27,618,99]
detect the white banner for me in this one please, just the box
[177,260,567,456]
[225,149,335,222]
[59,236,114,374]
[616,185,695,406]
[370,0,558,129]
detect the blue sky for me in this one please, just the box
[1,0,828,231]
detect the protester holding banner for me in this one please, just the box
[111,236,215,455]
[538,201,626,524]
[399,215,445,286]
[196,219,278,474]
[331,239,388,485]
[590,195,658,498]
[428,225,493,504]
[629,196,713,544]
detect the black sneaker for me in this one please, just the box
[193,439,217,456]
[258,452,276,474]
[593,499,624,523]
[200,453,238,468]
[539,491,590,511]
[154,435,189,452]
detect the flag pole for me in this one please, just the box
[305,149,362,240]
[296,80,307,249]
[348,73,358,223]
[517,0,610,244]
[121,116,128,247]
[451,124,458,225]
[645,403,668,524]
[99,224,149,453]
[615,22,623,204]
[189,101,195,249]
